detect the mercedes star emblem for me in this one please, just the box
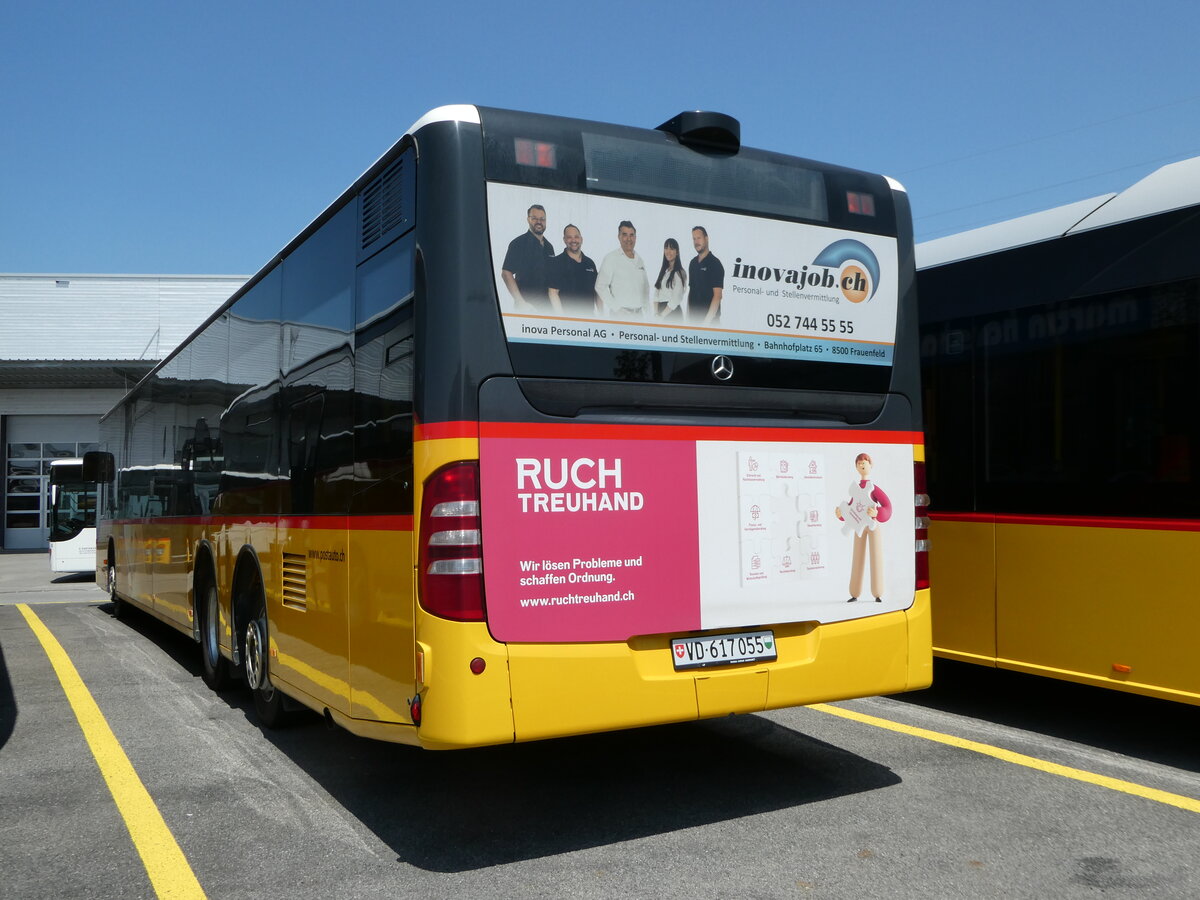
[711,355,734,381]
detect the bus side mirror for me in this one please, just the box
[82,451,115,483]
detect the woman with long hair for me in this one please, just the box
[653,238,687,321]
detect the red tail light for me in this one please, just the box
[914,461,930,591]
[418,462,486,621]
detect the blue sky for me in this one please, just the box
[3,0,1198,274]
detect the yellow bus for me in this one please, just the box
[90,105,930,748]
[918,155,1200,705]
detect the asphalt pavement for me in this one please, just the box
[0,550,105,605]
[5,547,1200,897]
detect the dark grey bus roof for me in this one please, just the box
[917,155,1200,270]
[102,104,909,420]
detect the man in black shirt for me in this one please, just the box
[687,225,725,324]
[547,224,599,317]
[501,204,556,311]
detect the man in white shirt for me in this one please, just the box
[595,220,649,320]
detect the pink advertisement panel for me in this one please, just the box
[481,437,702,642]
[481,428,917,643]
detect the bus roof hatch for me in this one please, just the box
[656,111,741,152]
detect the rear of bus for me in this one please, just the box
[408,107,930,748]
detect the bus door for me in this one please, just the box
[273,371,352,714]
[348,234,417,723]
[117,468,156,608]
[149,465,195,628]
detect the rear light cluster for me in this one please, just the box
[914,461,931,591]
[418,462,486,621]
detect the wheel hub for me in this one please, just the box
[245,619,266,690]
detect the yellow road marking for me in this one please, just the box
[810,702,1200,814]
[17,604,207,899]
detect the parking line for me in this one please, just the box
[17,604,207,900]
[810,701,1200,814]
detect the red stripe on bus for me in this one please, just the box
[475,421,923,444]
[413,419,922,444]
[111,515,415,531]
[931,512,1200,532]
[279,515,415,531]
[415,420,478,441]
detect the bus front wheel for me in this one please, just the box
[107,550,126,620]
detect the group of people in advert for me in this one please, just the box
[500,205,725,324]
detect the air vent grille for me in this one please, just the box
[282,552,308,611]
[361,156,410,251]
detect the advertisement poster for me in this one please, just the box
[481,428,915,643]
[486,183,899,366]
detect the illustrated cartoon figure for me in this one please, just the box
[834,452,892,603]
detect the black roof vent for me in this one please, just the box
[656,111,740,152]
[361,154,412,253]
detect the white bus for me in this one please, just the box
[48,458,97,575]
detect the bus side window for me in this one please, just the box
[288,394,325,515]
[352,231,415,516]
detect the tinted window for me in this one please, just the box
[221,272,283,516]
[281,204,356,515]
[922,273,1200,517]
[353,234,415,515]
[582,132,827,224]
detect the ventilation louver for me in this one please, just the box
[282,552,308,611]
[361,157,409,252]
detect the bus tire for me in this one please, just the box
[199,580,233,692]
[106,546,127,620]
[244,594,292,728]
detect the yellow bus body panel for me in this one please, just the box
[347,527,416,723]
[407,589,929,748]
[505,589,931,744]
[413,612,515,750]
[110,521,217,635]
[928,519,997,663]
[931,518,1200,705]
[272,522,350,712]
[107,517,419,729]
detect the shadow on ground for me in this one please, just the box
[51,572,97,585]
[892,658,1199,772]
[96,601,901,872]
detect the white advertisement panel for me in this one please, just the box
[696,439,916,630]
[487,183,899,366]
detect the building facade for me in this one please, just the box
[1,274,245,550]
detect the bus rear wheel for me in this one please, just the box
[244,597,292,728]
[200,581,233,691]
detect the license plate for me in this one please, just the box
[670,630,777,670]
